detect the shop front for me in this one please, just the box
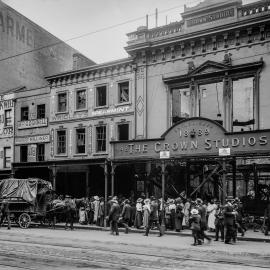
[111,118,270,212]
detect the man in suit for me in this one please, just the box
[214,201,224,241]
[120,199,132,234]
[0,196,11,230]
[144,197,163,237]
[223,197,236,244]
[108,196,121,236]
[197,198,211,243]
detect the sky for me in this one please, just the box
[2,0,256,64]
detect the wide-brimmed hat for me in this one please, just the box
[93,196,99,200]
[111,196,118,203]
[175,197,182,204]
[196,198,203,204]
[124,199,130,204]
[137,198,143,203]
[65,195,72,198]
[225,196,234,202]
[191,208,198,215]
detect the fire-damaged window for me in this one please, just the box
[96,125,106,152]
[118,81,129,103]
[21,107,29,121]
[57,130,67,154]
[198,81,223,126]
[172,88,190,124]
[76,128,86,154]
[37,144,45,161]
[96,85,107,107]
[232,77,254,132]
[37,104,45,119]
[118,123,129,140]
[76,89,86,110]
[4,147,11,168]
[57,92,67,112]
[20,145,28,162]
[4,109,12,126]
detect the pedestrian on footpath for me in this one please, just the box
[264,201,270,236]
[223,197,236,244]
[197,198,211,243]
[120,199,132,234]
[108,196,120,236]
[144,197,163,237]
[189,208,201,246]
[214,201,224,241]
[0,196,11,230]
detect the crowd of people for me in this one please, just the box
[75,194,270,244]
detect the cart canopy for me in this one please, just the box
[0,178,52,204]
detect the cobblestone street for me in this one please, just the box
[0,227,269,269]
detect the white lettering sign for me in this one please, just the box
[15,134,50,145]
[18,118,48,129]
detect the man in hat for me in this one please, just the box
[64,195,76,230]
[120,199,131,234]
[214,201,224,241]
[189,208,201,245]
[197,198,211,243]
[144,198,163,237]
[108,196,121,235]
[0,196,11,230]
[223,197,236,244]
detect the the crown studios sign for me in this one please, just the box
[111,118,270,160]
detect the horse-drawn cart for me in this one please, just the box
[0,178,53,228]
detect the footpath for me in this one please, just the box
[55,222,270,243]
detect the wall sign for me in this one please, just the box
[15,134,50,145]
[18,118,48,129]
[112,118,270,160]
[186,8,234,27]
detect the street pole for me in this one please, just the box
[161,160,165,235]
[222,158,227,204]
[104,160,108,228]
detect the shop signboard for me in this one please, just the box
[112,118,270,160]
[160,150,170,159]
[219,148,231,156]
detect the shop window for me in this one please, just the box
[76,89,86,110]
[4,147,11,168]
[21,107,29,121]
[199,82,223,125]
[37,104,46,119]
[57,92,67,112]
[118,123,129,140]
[118,81,129,103]
[4,109,12,126]
[20,145,28,162]
[172,88,190,124]
[57,130,67,154]
[96,85,107,107]
[233,77,254,131]
[37,144,45,161]
[96,125,106,152]
[76,128,86,154]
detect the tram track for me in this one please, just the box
[0,237,269,269]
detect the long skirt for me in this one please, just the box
[134,211,142,228]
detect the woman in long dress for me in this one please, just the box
[143,198,151,229]
[207,199,217,231]
[182,198,191,229]
[134,198,143,229]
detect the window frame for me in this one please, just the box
[37,144,45,161]
[3,147,11,168]
[75,127,87,155]
[75,88,87,111]
[95,84,108,108]
[56,129,67,156]
[37,104,46,119]
[118,81,130,104]
[4,109,12,127]
[21,106,29,121]
[57,91,68,113]
[95,124,107,153]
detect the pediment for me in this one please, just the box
[189,60,231,76]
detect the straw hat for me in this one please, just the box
[137,198,143,203]
[191,208,198,215]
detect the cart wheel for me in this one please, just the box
[18,213,31,229]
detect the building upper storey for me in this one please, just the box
[126,0,270,56]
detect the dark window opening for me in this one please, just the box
[4,147,11,168]
[21,107,29,121]
[37,144,45,161]
[37,104,46,119]
[76,89,86,110]
[118,123,129,140]
[96,86,107,107]
[4,110,12,126]
[20,145,28,162]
